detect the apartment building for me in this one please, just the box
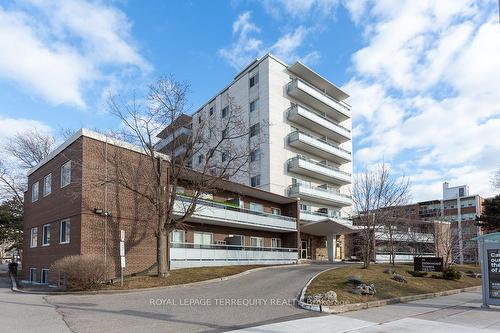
[23,129,298,285]
[157,53,354,261]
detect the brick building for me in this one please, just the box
[23,129,299,285]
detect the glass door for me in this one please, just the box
[300,240,309,259]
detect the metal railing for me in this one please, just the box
[288,183,352,199]
[288,105,351,134]
[170,242,298,252]
[176,195,296,222]
[288,130,352,155]
[287,156,352,176]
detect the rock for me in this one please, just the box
[392,274,408,283]
[466,271,481,278]
[305,290,338,306]
[346,275,364,286]
[384,268,395,275]
[324,290,337,302]
[352,283,376,295]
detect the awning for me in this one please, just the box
[300,218,358,236]
[472,232,500,243]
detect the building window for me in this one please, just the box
[194,232,213,246]
[198,115,202,124]
[250,237,263,248]
[42,224,51,246]
[271,208,281,215]
[30,227,38,248]
[249,123,260,138]
[43,174,52,197]
[29,268,37,283]
[249,202,264,212]
[250,148,260,162]
[170,230,185,244]
[209,106,214,116]
[300,204,310,212]
[59,219,70,244]
[32,181,39,202]
[221,152,229,162]
[249,98,259,112]
[198,154,204,164]
[222,106,228,118]
[271,238,282,248]
[249,73,259,87]
[250,175,261,187]
[60,161,71,188]
[41,269,49,284]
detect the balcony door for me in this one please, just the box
[300,240,310,259]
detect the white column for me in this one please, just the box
[327,234,337,261]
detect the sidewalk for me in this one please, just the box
[230,290,500,333]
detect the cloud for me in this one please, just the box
[0,1,150,108]
[0,116,52,144]
[262,0,339,20]
[219,12,320,69]
[344,0,500,201]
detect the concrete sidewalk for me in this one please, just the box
[230,290,500,332]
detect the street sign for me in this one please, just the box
[474,232,500,308]
[414,257,443,272]
[119,241,125,257]
[487,249,500,299]
[120,256,126,268]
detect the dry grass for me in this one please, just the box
[305,263,481,304]
[105,265,266,290]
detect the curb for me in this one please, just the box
[12,263,310,296]
[297,271,482,314]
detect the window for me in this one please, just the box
[249,73,259,87]
[170,230,185,244]
[250,237,263,248]
[30,228,38,248]
[250,175,261,187]
[221,152,229,162]
[249,98,259,112]
[59,219,70,244]
[198,154,204,164]
[222,106,228,118]
[271,238,282,248]
[60,161,71,188]
[32,181,39,202]
[249,123,260,138]
[42,224,51,246]
[250,148,260,162]
[194,232,213,246]
[271,208,281,215]
[300,204,310,212]
[249,202,264,212]
[41,269,49,284]
[209,106,214,116]
[43,174,52,197]
[29,268,37,283]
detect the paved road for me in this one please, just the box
[45,264,339,333]
[231,290,500,333]
[0,269,71,333]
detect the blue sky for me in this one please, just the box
[0,0,499,201]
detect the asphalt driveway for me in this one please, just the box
[45,264,341,333]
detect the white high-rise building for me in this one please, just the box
[158,54,354,261]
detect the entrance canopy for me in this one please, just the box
[472,232,500,243]
[300,218,358,236]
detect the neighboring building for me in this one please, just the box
[157,53,354,261]
[23,129,299,285]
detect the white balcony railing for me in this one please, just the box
[287,156,351,185]
[288,131,352,163]
[174,195,297,232]
[288,183,351,207]
[170,242,298,269]
[287,105,351,142]
[156,127,192,151]
[287,78,350,121]
[374,231,434,243]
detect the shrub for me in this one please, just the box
[441,266,462,280]
[51,255,106,290]
[346,275,364,286]
[407,270,428,277]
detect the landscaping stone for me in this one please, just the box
[465,271,481,278]
[391,274,408,283]
[352,283,376,295]
[305,290,338,306]
[384,268,396,275]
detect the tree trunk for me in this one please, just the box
[157,230,168,277]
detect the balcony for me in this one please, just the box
[174,195,297,232]
[170,243,298,269]
[300,210,352,224]
[287,78,350,122]
[288,183,351,207]
[287,105,351,143]
[287,156,351,185]
[374,231,434,243]
[156,126,192,151]
[288,131,351,164]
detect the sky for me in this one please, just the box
[0,0,499,202]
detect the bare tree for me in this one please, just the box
[351,163,410,268]
[106,76,265,277]
[493,167,500,191]
[432,219,460,269]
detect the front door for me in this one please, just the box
[300,240,310,259]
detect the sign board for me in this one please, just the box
[119,241,125,257]
[414,257,443,272]
[120,230,125,242]
[487,249,500,299]
[120,256,126,268]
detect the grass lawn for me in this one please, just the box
[105,265,266,290]
[305,263,482,304]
